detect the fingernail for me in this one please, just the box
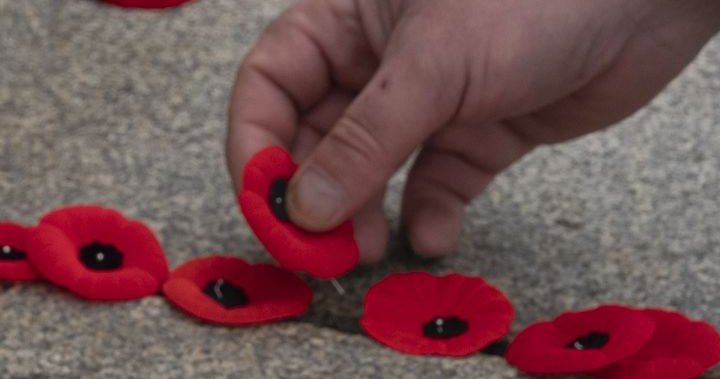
[288,167,345,230]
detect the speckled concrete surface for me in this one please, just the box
[1,0,719,378]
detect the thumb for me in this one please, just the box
[286,51,466,231]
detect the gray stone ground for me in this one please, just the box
[1,0,719,378]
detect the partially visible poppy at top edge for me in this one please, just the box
[99,0,196,9]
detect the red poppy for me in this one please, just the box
[0,222,42,281]
[26,205,169,301]
[99,0,195,9]
[594,308,720,379]
[505,305,657,374]
[162,255,313,325]
[238,146,359,279]
[360,272,514,357]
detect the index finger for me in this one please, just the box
[226,2,334,192]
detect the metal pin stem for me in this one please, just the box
[214,279,225,299]
[330,278,346,296]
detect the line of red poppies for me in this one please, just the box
[0,145,718,379]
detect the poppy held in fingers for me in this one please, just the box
[594,308,720,379]
[360,272,514,357]
[505,305,657,374]
[0,222,42,281]
[99,0,195,9]
[238,146,359,279]
[26,205,169,301]
[162,256,313,325]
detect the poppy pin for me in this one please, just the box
[238,146,359,279]
[26,205,170,301]
[0,222,43,281]
[162,255,313,325]
[360,272,514,357]
[594,308,720,379]
[505,305,657,374]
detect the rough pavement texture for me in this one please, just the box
[1,0,719,378]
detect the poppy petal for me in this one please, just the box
[238,146,359,279]
[506,305,656,374]
[0,222,42,281]
[360,272,514,356]
[99,0,195,9]
[26,205,170,301]
[594,309,720,379]
[162,256,313,325]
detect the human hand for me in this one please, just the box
[227,0,720,262]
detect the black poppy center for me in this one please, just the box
[422,316,469,339]
[79,242,124,271]
[203,279,249,309]
[269,179,290,222]
[0,245,27,261]
[566,331,610,350]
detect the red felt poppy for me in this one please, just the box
[238,146,359,279]
[26,205,170,301]
[0,222,42,281]
[360,272,514,357]
[99,0,195,9]
[594,308,720,379]
[162,255,313,325]
[505,305,657,374]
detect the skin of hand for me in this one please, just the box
[227,0,720,263]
